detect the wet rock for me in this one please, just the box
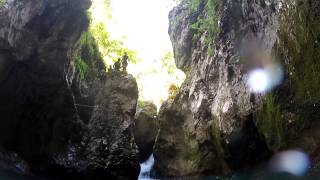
[168,0,206,72]
[0,0,140,179]
[133,101,158,162]
[0,147,30,175]
[51,72,140,180]
[0,0,90,173]
[84,73,140,179]
[154,0,320,177]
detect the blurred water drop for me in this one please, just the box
[270,150,310,176]
[248,69,269,93]
[266,63,284,88]
[247,63,284,93]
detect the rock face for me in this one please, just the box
[0,0,90,173]
[154,0,320,177]
[54,70,140,180]
[133,102,158,162]
[0,0,140,179]
[83,73,140,179]
[0,147,30,175]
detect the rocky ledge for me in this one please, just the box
[0,0,140,179]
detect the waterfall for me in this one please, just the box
[138,154,155,180]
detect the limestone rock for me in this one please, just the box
[133,101,158,162]
[154,0,320,177]
[84,73,140,179]
[0,0,140,179]
[0,0,90,173]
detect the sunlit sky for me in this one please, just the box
[110,0,176,61]
[91,0,185,108]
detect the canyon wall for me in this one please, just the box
[0,0,140,179]
[154,0,320,177]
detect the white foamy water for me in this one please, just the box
[138,154,155,180]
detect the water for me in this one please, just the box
[0,154,319,180]
[135,153,320,180]
[0,170,35,180]
[139,154,155,180]
[0,154,156,180]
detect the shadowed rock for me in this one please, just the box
[133,101,158,162]
[154,0,320,177]
[0,0,140,179]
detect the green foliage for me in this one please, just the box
[100,0,111,16]
[189,0,202,12]
[173,0,183,5]
[79,31,98,59]
[0,0,5,6]
[190,0,221,45]
[276,0,320,103]
[86,0,139,69]
[137,100,157,117]
[168,83,179,100]
[161,51,177,76]
[73,31,101,80]
[74,55,89,80]
[90,23,139,66]
[135,50,185,104]
[137,100,146,109]
[172,0,221,46]
[256,93,284,150]
[72,0,139,78]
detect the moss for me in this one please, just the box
[181,144,202,168]
[275,0,320,104]
[256,93,284,150]
[137,101,157,117]
[73,31,104,80]
[263,0,320,150]
[180,120,224,169]
[212,123,224,156]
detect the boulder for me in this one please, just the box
[133,101,158,162]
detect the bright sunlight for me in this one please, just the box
[90,0,185,108]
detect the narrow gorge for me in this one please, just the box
[0,0,319,180]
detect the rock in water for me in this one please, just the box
[154,0,320,177]
[84,73,140,179]
[0,0,140,179]
[133,101,158,162]
[51,72,140,180]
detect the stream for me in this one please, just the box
[139,154,155,180]
[0,154,319,180]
